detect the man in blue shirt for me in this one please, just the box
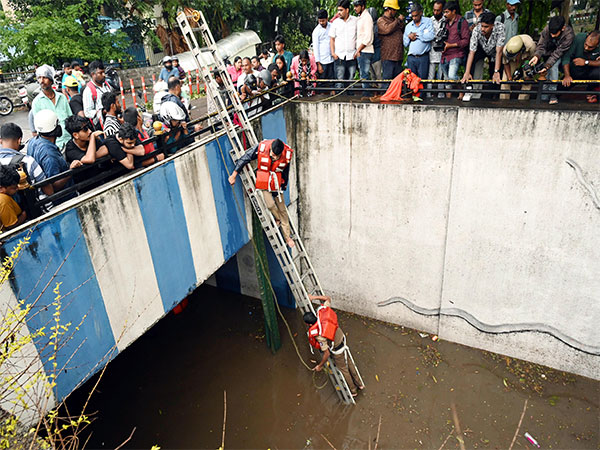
[159,56,180,83]
[403,3,435,79]
[312,10,335,83]
[27,110,79,205]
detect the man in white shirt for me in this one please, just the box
[353,0,374,97]
[82,61,112,131]
[329,0,358,92]
[312,9,334,86]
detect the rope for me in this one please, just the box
[269,78,363,104]
[211,127,315,374]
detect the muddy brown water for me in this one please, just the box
[69,285,599,449]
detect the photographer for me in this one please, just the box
[501,34,535,100]
[428,1,446,97]
[529,16,574,105]
[439,2,469,96]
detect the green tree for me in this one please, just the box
[0,0,151,69]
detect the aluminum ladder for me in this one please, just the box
[176,9,363,405]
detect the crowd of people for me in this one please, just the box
[0,57,205,231]
[0,0,597,233]
[307,0,599,102]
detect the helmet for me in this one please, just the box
[505,35,524,59]
[34,109,59,133]
[383,0,400,10]
[63,75,79,88]
[353,0,366,6]
[171,55,179,61]
[153,80,168,93]
[162,56,172,64]
[160,101,186,122]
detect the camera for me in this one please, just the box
[244,74,258,91]
[512,61,546,80]
[432,24,448,52]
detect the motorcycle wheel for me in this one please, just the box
[0,97,14,116]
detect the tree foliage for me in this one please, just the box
[0,0,148,69]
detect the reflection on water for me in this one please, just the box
[68,285,599,449]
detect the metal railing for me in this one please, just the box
[294,78,600,104]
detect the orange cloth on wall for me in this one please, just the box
[380,69,423,102]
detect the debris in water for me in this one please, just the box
[432,374,438,383]
[376,374,379,382]
[524,432,540,448]
[419,333,429,338]
[432,335,439,341]
[503,379,509,388]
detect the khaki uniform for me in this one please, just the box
[262,191,291,240]
[501,34,536,100]
[316,326,362,395]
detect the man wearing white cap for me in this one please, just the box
[27,110,80,205]
[496,0,520,43]
[29,65,73,151]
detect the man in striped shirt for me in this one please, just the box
[101,91,122,137]
[0,123,53,200]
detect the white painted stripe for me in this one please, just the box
[80,183,164,352]
[173,146,225,286]
[0,284,56,426]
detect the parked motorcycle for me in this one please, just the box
[0,96,14,116]
[17,73,39,110]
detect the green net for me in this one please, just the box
[252,210,281,353]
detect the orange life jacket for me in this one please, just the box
[307,305,339,350]
[255,139,293,192]
[380,69,423,102]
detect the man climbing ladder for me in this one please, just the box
[228,138,295,248]
[305,294,364,397]
[176,8,362,405]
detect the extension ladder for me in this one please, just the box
[176,9,363,405]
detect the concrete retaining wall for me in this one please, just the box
[287,102,599,380]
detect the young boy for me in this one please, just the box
[64,115,108,188]
[0,165,27,232]
[99,123,148,170]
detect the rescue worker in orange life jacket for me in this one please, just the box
[228,138,295,248]
[304,294,364,397]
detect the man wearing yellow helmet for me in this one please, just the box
[377,0,405,82]
[501,34,535,100]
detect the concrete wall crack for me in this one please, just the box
[565,158,600,211]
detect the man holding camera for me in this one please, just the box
[529,16,574,105]
[439,2,469,95]
[501,34,536,100]
[428,1,446,97]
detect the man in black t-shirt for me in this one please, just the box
[100,123,146,170]
[65,76,84,117]
[64,115,107,188]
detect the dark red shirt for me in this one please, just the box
[441,15,470,63]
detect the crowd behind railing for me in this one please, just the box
[0,0,598,234]
[250,0,598,104]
